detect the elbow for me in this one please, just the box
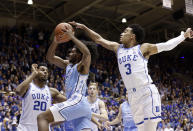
[15,87,22,96]
[83,51,91,58]
[46,54,54,64]
[94,36,103,43]
[46,52,52,62]
[86,51,91,57]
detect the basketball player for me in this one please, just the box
[15,63,67,131]
[37,27,92,131]
[104,93,137,131]
[69,21,193,131]
[87,82,108,130]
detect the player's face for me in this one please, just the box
[120,27,134,44]
[88,85,98,97]
[38,66,48,82]
[68,48,81,63]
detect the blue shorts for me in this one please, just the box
[50,93,92,130]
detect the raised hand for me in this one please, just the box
[31,64,39,75]
[62,28,74,38]
[184,28,193,39]
[68,21,85,29]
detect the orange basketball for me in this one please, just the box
[54,22,74,43]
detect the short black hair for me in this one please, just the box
[38,63,47,68]
[74,41,98,64]
[129,24,145,43]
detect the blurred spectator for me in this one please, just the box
[0,25,192,130]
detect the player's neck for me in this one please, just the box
[88,96,97,103]
[33,79,46,88]
[123,40,136,48]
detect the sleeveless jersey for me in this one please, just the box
[117,44,153,90]
[65,64,88,99]
[121,101,134,127]
[87,97,101,131]
[19,82,52,127]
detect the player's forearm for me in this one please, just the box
[156,32,185,53]
[91,116,101,127]
[82,25,118,52]
[82,25,102,42]
[70,35,91,56]
[109,117,121,125]
[16,72,36,96]
[46,40,58,63]
[92,113,108,122]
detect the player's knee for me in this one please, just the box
[37,113,46,122]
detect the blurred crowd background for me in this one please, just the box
[0,25,192,131]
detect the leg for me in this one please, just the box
[37,109,54,131]
[144,120,158,131]
[143,85,161,131]
[128,89,144,131]
[136,123,144,131]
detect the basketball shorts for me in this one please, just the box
[50,93,92,131]
[127,84,162,126]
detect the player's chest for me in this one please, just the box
[30,89,50,102]
[118,49,139,65]
[90,104,99,113]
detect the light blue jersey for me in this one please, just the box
[65,64,88,98]
[121,101,138,131]
[50,63,92,131]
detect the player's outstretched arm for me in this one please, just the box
[141,28,193,59]
[15,64,38,97]
[69,21,120,53]
[49,88,67,103]
[64,28,91,75]
[46,36,69,69]
[92,100,108,122]
[104,105,122,129]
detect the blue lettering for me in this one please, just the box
[46,96,49,102]
[122,56,126,62]
[37,93,40,99]
[133,55,138,61]
[32,94,36,100]
[119,58,122,64]
[41,94,45,100]
[127,55,132,61]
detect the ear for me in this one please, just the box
[132,34,136,39]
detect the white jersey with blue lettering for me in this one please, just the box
[87,97,101,131]
[117,44,153,90]
[17,82,52,131]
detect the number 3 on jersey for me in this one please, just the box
[125,63,131,75]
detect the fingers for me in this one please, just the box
[190,30,193,38]
[185,28,193,38]
[68,21,76,26]
[32,64,38,73]
[32,64,38,69]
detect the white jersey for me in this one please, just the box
[117,44,153,90]
[87,97,101,131]
[18,82,52,131]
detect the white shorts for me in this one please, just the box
[18,123,51,131]
[17,124,38,131]
[127,84,161,125]
[49,93,92,131]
